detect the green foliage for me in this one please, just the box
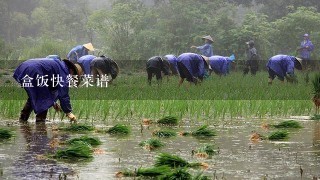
[192,125,216,137]
[0,128,13,140]
[312,74,320,97]
[55,141,93,160]
[60,124,95,132]
[106,124,130,135]
[268,130,289,140]
[157,116,179,125]
[153,129,177,138]
[311,114,320,120]
[67,136,101,147]
[136,165,171,177]
[273,120,302,128]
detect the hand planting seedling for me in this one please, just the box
[106,124,130,135]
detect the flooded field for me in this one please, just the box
[0,117,319,180]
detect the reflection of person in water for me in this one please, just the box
[12,122,73,179]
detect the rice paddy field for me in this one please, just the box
[0,70,320,179]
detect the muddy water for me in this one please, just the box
[0,118,319,180]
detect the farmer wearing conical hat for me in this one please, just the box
[266,55,303,85]
[297,33,314,69]
[146,56,171,85]
[67,43,94,63]
[243,40,259,76]
[13,58,81,122]
[209,55,235,76]
[191,35,214,57]
[90,55,119,84]
[177,53,210,86]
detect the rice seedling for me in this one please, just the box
[139,138,164,150]
[158,168,192,180]
[0,128,13,140]
[66,136,101,147]
[310,114,320,120]
[106,124,130,135]
[192,144,216,158]
[54,141,93,160]
[154,153,206,168]
[191,125,216,137]
[59,124,95,132]
[273,120,303,128]
[152,129,177,138]
[268,130,289,141]
[157,116,179,126]
[116,165,171,178]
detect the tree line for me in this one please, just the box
[0,0,320,62]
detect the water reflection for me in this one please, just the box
[12,122,75,180]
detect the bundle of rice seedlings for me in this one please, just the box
[54,141,93,160]
[268,130,289,141]
[116,166,171,178]
[311,114,320,120]
[273,120,302,128]
[193,144,216,158]
[106,124,130,135]
[155,153,204,168]
[0,128,13,140]
[67,136,101,147]
[159,168,192,180]
[191,125,216,137]
[152,130,176,138]
[139,138,164,150]
[60,124,94,132]
[193,172,211,180]
[157,116,179,126]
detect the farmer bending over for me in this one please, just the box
[90,55,119,84]
[146,56,170,85]
[67,43,95,63]
[209,55,235,76]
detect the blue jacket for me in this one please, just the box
[177,53,205,78]
[267,55,296,78]
[209,56,230,75]
[67,45,88,62]
[77,55,97,75]
[300,40,314,59]
[197,43,213,57]
[164,54,178,72]
[13,58,72,114]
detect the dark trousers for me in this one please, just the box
[243,60,258,75]
[147,67,162,85]
[20,98,47,122]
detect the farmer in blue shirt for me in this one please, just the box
[191,35,214,57]
[209,55,235,76]
[77,55,97,75]
[67,43,94,63]
[146,56,170,85]
[177,53,210,86]
[297,34,314,69]
[164,54,178,75]
[13,58,81,122]
[266,55,302,85]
